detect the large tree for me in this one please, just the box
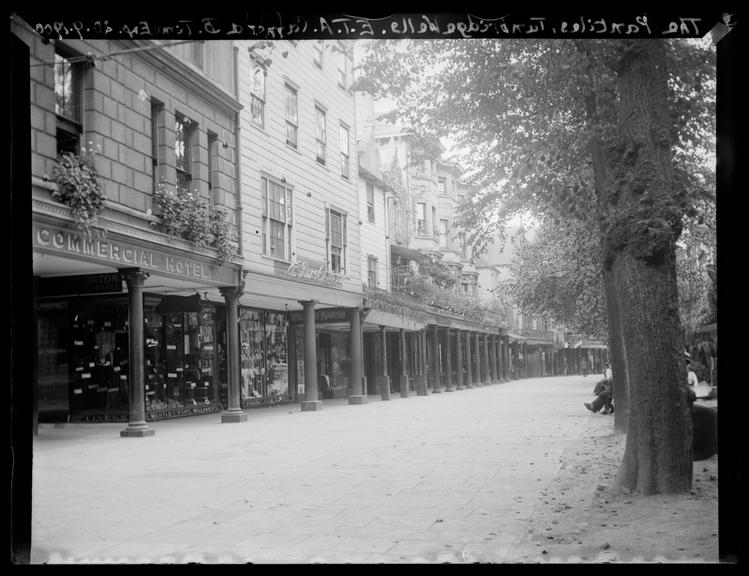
[354,37,715,494]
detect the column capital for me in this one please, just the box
[120,268,149,287]
[299,299,317,308]
[219,286,240,302]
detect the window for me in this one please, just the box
[416,203,427,235]
[285,83,298,148]
[366,183,375,223]
[175,113,194,194]
[54,51,82,155]
[207,132,218,192]
[367,256,378,288]
[439,219,449,248]
[339,123,350,178]
[439,177,448,195]
[250,63,266,128]
[336,44,347,89]
[326,207,347,273]
[261,176,293,260]
[313,40,324,69]
[432,206,438,235]
[460,232,468,260]
[150,101,163,190]
[315,106,326,165]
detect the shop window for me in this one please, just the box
[261,175,294,261]
[326,207,347,273]
[64,296,130,422]
[239,309,289,407]
[54,50,83,155]
[145,296,218,416]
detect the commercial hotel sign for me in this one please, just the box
[33,223,236,285]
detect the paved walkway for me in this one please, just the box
[31,375,609,564]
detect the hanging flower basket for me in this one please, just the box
[51,145,105,236]
[152,181,237,265]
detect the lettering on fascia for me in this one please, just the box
[34,226,213,281]
[285,258,349,286]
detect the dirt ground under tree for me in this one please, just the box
[509,406,720,563]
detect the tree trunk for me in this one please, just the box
[610,250,692,494]
[604,40,693,495]
[603,268,628,434]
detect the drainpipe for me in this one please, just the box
[233,45,243,257]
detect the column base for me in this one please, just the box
[221,410,248,423]
[348,395,368,405]
[120,423,155,437]
[446,387,455,392]
[381,376,391,401]
[456,386,465,390]
[465,383,474,389]
[432,388,443,393]
[301,400,323,412]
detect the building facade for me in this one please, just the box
[15,14,248,433]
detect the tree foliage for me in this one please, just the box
[499,218,609,341]
[353,38,714,255]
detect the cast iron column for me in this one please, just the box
[288,325,297,401]
[431,324,442,393]
[504,337,511,380]
[464,330,473,388]
[417,329,427,396]
[473,331,481,386]
[399,328,409,397]
[348,308,366,405]
[120,269,155,437]
[219,286,247,423]
[444,328,454,392]
[483,333,491,385]
[300,300,322,411]
[380,326,391,400]
[489,334,497,383]
[495,335,501,382]
[494,335,501,383]
[455,329,464,390]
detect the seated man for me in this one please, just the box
[585,378,613,414]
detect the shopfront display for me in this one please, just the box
[37,295,130,422]
[238,309,290,407]
[36,292,223,422]
[144,295,222,419]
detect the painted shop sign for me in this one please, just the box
[33,223,235,285]
[277,256,349,286]
[37,272,123,296]
[289,307,351,325]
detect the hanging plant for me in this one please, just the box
[51,143,105,236]
[152,181,237,265]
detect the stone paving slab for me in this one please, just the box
[32,376,607,564]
